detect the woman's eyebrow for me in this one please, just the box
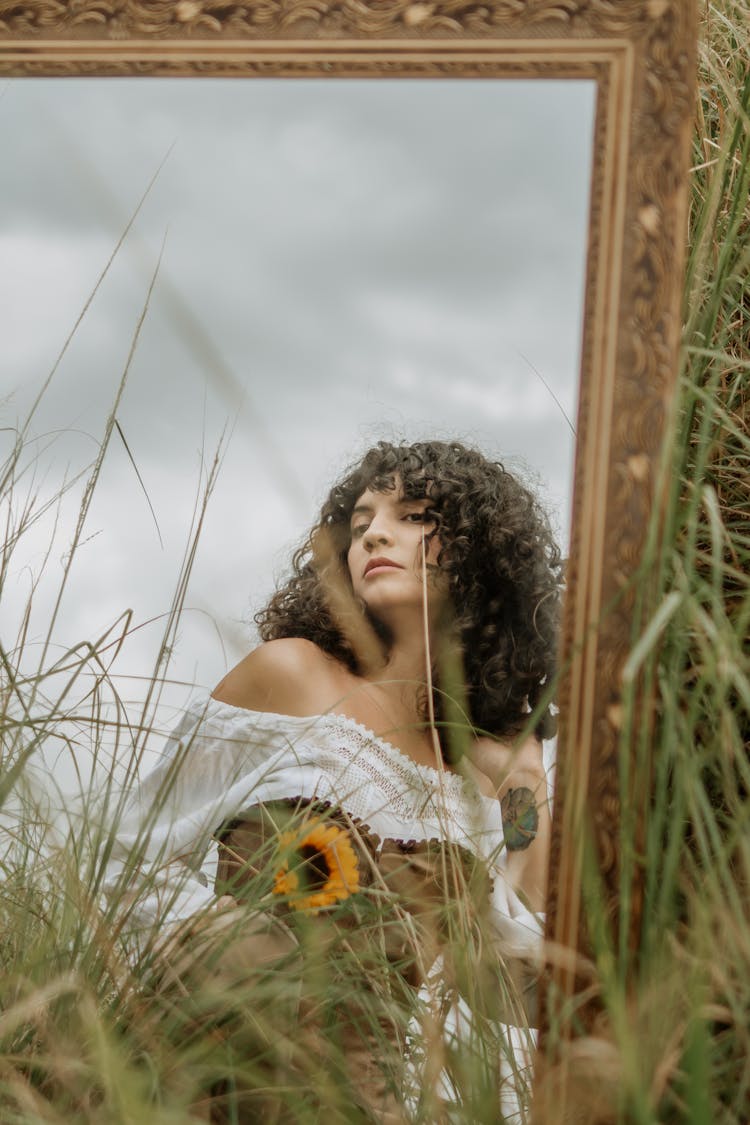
[350,496,427,522]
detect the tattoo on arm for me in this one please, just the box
[501,787,539,852]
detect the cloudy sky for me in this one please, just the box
[0,76,594,785]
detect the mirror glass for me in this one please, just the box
[1,77,595,783]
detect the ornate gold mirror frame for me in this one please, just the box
[0,0,697,1081]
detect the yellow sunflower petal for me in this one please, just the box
[272,814,362,912]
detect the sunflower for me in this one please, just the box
[272,816,361,911]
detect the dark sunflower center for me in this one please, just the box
[297,845,330,890]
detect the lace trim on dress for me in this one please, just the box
[200,696,491,837]
[322,713,483,825]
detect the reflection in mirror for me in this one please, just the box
[2,79,593,765]
[1,75,595,1119]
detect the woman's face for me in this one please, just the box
[346,479,447,620]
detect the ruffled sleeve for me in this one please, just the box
[101,696,299,950]
[488,878,544,964]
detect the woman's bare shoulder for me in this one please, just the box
[211,638,337,717]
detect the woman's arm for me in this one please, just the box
[468,734,550,913]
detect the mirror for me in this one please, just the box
[1,76,594,770]
[0,2,696,1102]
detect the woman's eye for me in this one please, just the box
[351,524,368,538]
[404,511,429,523]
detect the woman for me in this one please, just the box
[106,440,562,1122]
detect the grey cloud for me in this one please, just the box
[2,76,593,719]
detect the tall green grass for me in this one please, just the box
[534,3,749,1122]
[1,3,748,1120]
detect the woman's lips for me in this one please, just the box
[363,558,404,577]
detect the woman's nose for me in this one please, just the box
[363,520,394,548]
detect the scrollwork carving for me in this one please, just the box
[0,0,675,41]
[577,0,694,954]
[5,55,603,77]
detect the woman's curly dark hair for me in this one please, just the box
[255,440,563,742]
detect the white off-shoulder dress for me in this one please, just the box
[106,696,541,949]
[103,695,542,1118]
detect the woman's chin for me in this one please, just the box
[362,597,440,633]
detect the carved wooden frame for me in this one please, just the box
[0,0,696,1086]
